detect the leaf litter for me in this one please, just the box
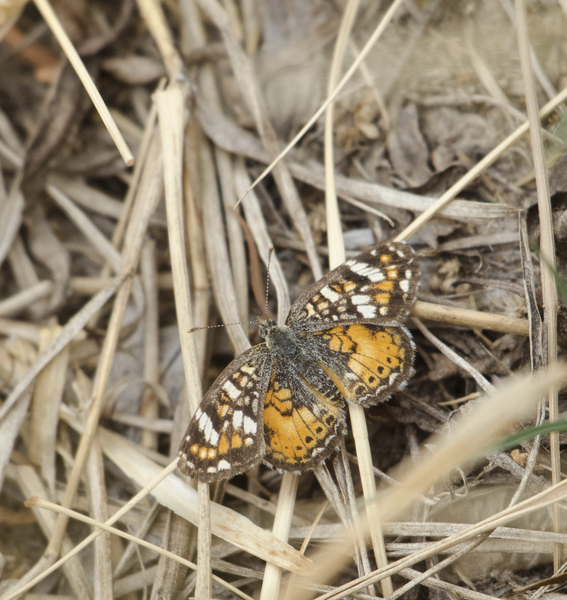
[1,1,567,599]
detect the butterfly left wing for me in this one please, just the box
[300,323,415,407]
[178,345,272,482]
[287,241,418,332]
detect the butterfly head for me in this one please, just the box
[256,317,278,343]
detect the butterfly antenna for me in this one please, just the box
[265,245,274,319]
[188,321,256,334]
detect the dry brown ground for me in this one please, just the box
[1,0,567,599]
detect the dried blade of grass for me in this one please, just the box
[515,0,561,569]
[24,497,254,600]
[16,466,91,599]
[73,365,112,600]
[29,325,68,499]
[395,84,567,242]
[323,0,388,593]
[412,318,494,393]
[0,280,52,317]
[197,0,323,280]
[156,85,213,597]
[0,188,23,269]
[218,151,249,326]
[0,318,41,343]
[290,521,567,546]
[46,184,122,273]
[183,121,210,388]
[234,158,290,319]
[140,240,159,451]
[507,220,545,508]
[240,0,406,198]
[201,136,250,354]
[387,537,567,556]
[31,0,133,165]
[412,300,529,336]
[135,0,184,78]
[260,472,300,600]
[288,365,567,599]
[85,436,113,600]
[91,424,311,574]
[435,231,519,252]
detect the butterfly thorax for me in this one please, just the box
[257,318,306,361]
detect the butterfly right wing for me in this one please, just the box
[287,241,418,332]
[178,345,273,482]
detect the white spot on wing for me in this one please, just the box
[400,279,410,292]
[233,410,243,428]
[349,261,369,273]
[218,460,231,470]
[198,412,209,430]
[358,305,377,318]
[406,269,413,279]
[223,380,241,399]
[320,285,340,302]
[243,415,257,434]
[352,294,371,305]
[204,419,214,441]
[209,429,219,445]
[380,306,389,316]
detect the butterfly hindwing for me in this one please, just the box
[263,356,347,471]
[301,324,415,407]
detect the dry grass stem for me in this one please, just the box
[514,0,561,569]
[32,0,133,165]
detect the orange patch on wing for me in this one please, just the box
[380,254,392,262]
[217,404,229,418]
[373,293,390,305]
[375,280,394,291]
[231,434,242,449]
[218,435,230,455]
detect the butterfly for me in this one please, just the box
[178,241,418,482]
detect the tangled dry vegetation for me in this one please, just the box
[1,0,567,598]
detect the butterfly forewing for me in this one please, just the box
[287,242,418,332]
[178,345,272,482]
